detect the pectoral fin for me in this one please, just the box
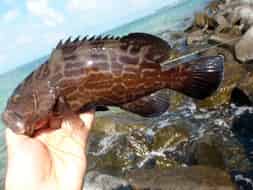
[53,96,72,115]
[120,91,170,117]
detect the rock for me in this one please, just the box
[214,14,231,33]
[93,116,118,134]
[233,5,253,26]
[92,112,152,134]
[197,62,247,108]
[87,134,135,173]
[126,166,236,190]
[187,30,207,45]
[230,87,253,106]
[84,171,131,190]
[87,128,153,173]
[201,47,235,64]
[206,0,224,14]
[159,31,187,49]
[231,170,253,190]
[186,136,226,169]
[151,125,189,150]
[209,33,239,50]
[194,13,218,29]
[232,110,253,138]
[235,26,253,62]
[198,45,253,107]
[236,69,253,103]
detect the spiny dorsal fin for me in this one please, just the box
[88,36,95,41]
[55,34,121,49]
[103,35,111,40]
[81,35,88,43]
[72,36,80,43]
[56,40,63,48]
[64,37,72,45]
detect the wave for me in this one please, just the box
[158,0,190,10]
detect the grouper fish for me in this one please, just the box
[2,33,224,136]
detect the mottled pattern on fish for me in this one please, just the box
[2,33,224,136]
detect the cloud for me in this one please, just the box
[67,0,98,12]
[2,9,19,22]
[26,0,64,26]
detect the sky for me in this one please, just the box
[0,0,181,74]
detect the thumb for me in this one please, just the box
[5,128,30,156]
[79,110,95,131]
[60,110,95,148]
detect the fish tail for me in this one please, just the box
[164,55,224,99]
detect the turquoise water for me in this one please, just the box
[106,0,211,35]
[0,0,210,187]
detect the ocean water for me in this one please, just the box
[106,0,211,35]
[0,0,210,188]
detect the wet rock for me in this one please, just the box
[87,128,152,173]
[202,47,236,63]
[206,0,224,14]
[84,171,131,190]
[214,14,231,33]
[236,67,253,103]
[92,112,152,134]
[167,91,189,111]
[87,134,137,173]
[209,33,239,50]
[235,26,253,62]
[151,125,189,150]
[197,62,247,108]
[230,87,253,106]
[159,31,187,49]
[187,30,207,45]
[232,4,253,26]
[186,136,226,169]
[232,110,253,138]
[231,170,253,190]
[93,116,118,134]
[194,12,218,29]
[126,166,236,190]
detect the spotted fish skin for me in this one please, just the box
[2,33,224,136]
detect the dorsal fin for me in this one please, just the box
[56,40,63,48]
[103,35,110,40]
[55,34,122,49]
[81,35,88,42]
[72,36,80,43]
[64,37,72,45]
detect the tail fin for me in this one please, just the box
[166,56,224,100]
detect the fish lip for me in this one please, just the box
[2,110,26,134]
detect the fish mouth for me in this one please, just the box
[2,110,26,134]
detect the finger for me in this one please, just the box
[5,128,29,155]
[79,109,95,131]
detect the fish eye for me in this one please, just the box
[12,94,21,103]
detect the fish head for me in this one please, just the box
[3,87,37,134]
[2,74,57,135]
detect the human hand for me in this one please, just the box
[5,111,95,190]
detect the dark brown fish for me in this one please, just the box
[2,33,224,136]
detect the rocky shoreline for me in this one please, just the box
[82,1,253,190]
